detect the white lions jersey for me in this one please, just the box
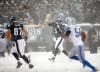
[65,24,84,46]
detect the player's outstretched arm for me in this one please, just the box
[22,27,28,40]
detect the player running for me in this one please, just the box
[5,16,34,69]
[63,24,98,72]
[48,17,66,62]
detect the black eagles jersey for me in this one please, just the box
[49,22,65,37]
[6,23,23,41]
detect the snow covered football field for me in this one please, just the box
[0,51,100,72]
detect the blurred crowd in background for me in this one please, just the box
[0,0,100,57]
[0,0,100,25]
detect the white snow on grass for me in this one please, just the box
[0,51,100,72]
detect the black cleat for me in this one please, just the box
[48,57,55,62]
[83,64,85,68]
[17,62,22,68]
[62,50,68,56]
[92,68,98,72]
[29,64,34,69]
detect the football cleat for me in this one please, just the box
[29,64,34,69]
[17,61,22,68]
[92,68,98,72]
[48,57,55,62]
[83,64,85,68]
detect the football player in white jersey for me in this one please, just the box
[63,24,98,72]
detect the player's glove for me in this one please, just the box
[65,30,71,37]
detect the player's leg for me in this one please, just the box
[68,48,79,61]
[11,41,22,68]
[62,37,77,59]
[77,45,98,72]
[62,49,79,61]
[12,52,22,68]
[54,37,63,56]
[17,39,34,69]
[0,51,5,57]
[82,60,98,72]
[6,40,12,55]
[21,55,33,68]
[70,55,79,60]
[12,52,19,61]
[49,37,63,62]
[62,50,68,56]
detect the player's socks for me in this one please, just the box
[54,49,59,57]
[22,55,30,64]
[83,60,97,71]
[22,55,34,69]
[28,56,34,69]
[70,56,79,61]
[12,53,19,60]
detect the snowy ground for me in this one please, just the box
[0,51,100,72]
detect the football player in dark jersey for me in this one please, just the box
[48,17,66,62]
[6,16,34,69]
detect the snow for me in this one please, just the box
[0,51,100,72]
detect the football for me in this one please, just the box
[81,31,86,41]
